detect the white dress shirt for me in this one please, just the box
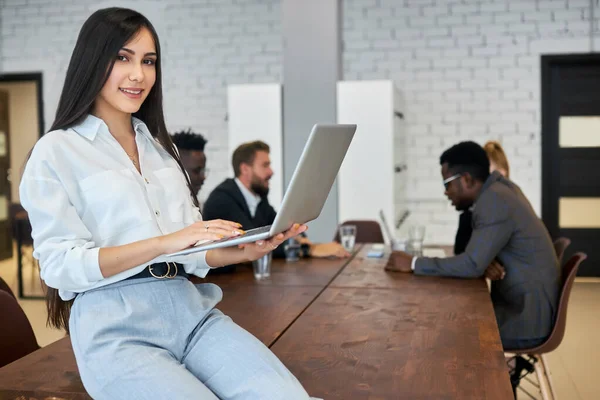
[19,115,210,300]
[234,178,261,218]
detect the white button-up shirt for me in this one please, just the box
[19,115,210,300]
[234,178,261,218]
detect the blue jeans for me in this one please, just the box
[69,277,310,399]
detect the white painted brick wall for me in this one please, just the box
[0,0,281,203]
[343,0,600,245]
[2,0,600,245]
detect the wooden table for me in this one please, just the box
[271,247,513,399]
[0,244,513,399]
[200,255,352,288]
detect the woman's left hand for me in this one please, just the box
[239,223,307,261]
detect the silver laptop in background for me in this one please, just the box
[166,123,357,257]
[379,209,395,243]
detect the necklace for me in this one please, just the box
[126,151,138,167]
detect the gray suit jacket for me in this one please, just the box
[415,172,560,342]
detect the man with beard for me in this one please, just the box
[385,141,560,396]
[203,140,349,264]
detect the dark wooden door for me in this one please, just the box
[0,91,13,261]
[542,54,600,276]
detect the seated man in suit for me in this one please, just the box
[171,129,208,197]
[203,140,350,266]
[386,141,560,393]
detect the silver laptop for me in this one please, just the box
[378,209,395,243]
[166,123,357,257]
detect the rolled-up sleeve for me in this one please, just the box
[20,160,103,293]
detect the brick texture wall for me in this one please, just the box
[343,0,600,243]
[0,0,282,201]
[2,0,599,244]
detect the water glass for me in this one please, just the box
[252,253,272,280]
[339,224,357,252]
[284,238,301,262]
[408,225,426,256]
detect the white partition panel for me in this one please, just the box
[337,80,399,243]
[227,83,283,209]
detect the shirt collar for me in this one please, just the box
[71,114,104,141]
[234,178,261,214]
[131,117,154,141]
[72,114,154,142]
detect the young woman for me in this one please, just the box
[20,8,311,400]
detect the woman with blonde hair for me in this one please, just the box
[484,140,510,178]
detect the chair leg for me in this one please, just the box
[541,354,557,400]
[518,385,539,400]
[534,355,553,400]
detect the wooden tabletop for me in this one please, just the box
[331,246,459,290]
[271,245,514,399]
[0,244,513,399]
[271,286,512,399]
[198,254,353,287]
[0,338,88,400]
[214,283,322,347]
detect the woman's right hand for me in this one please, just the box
[158,219,244,254]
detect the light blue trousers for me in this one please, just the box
[69,277,311,399]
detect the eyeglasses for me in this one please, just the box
[197,167,209,177]
[443,173,461,190]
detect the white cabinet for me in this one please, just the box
[226,83,283,209]
[336,80,407,242]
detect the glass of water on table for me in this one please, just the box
[252,252,272,280]
[339,224,357,252]
[408,225,426,257]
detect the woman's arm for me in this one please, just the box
[99,220,244,278]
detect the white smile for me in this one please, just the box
[120,88,142,94]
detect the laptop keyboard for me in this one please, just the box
[240,225,272,236]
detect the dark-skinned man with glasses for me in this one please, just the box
[386,141,560,397]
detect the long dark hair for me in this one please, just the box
[40,7,199,333]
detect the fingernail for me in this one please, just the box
[293,223,299,229]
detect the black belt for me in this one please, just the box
[127,262,188,280]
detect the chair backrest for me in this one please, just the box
[9,203,33,246]
[0,290,40,368]
[535,252,587,354]
[553,237,571,265]
[333,220,385,244]
[0,276,16,299]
